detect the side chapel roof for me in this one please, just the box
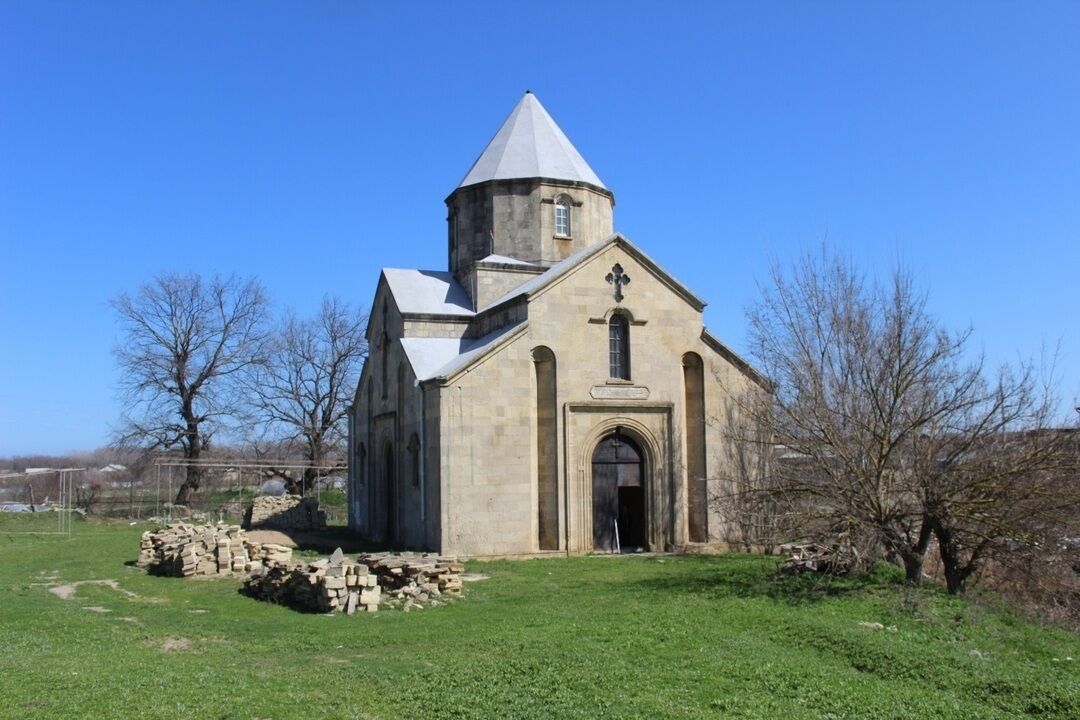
[381,233,722,384]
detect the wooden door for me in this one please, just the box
[592,432,645,551]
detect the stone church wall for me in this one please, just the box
[427,241,769,557]
[447,179,614,290]
[435,333,537,556]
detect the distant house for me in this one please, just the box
[99,464,127,473]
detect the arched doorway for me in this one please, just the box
[592,431,646,552]
[382,442,396,545]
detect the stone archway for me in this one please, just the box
[591,431,647,552]
[382,441,396,545]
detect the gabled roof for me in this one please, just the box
[382,268,474,317]
[478,233,706,314]
[458,92,607,191]
[400,322,527,383]
[701,329,772,391]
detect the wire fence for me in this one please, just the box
[1,459,349,528]
[0,468,81,536]
[150,458,348,525]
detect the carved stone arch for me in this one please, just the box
[552,191,581,208]
[589,307,647,326]
[357,442,367,486]
[532,345,559,550]
[379,435,397,546]
[682,352,708,543]
[407,433,420,489]
[579,417,662,551]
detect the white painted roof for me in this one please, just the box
[458,92,607,190]
[382,268,474,317]
[479,254,538,267]
[400,322,525,382]
[479,236,613,311]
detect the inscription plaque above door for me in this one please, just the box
[590,385,650,400]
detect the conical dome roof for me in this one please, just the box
[457,92,607,191]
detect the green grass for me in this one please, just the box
[0,517,1077,719]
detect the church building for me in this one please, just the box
[348,92,767,557]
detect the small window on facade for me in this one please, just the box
[555,200,571,237]
[609,314,630,380]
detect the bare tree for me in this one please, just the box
[243,297,367,494]
[743,248,1079,592]
[744,251,962,583]
[112,273,269,505]
[709,392,786,554]
[914,374,1078,593]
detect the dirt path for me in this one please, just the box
[48,579,138,600]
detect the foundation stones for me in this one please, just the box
[136,522,292,577]
[242,550,382,614]
[358,552,465,610]
[243,495,327,531]
[138,528,466,615]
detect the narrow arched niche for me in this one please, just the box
[683,352,707,543]
[532,346,559,551]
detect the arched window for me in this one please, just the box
[380,337,388,399]
[357,443,367,486]
[609,314,630,380]
[407,433,420,488]
[380,302,389,400]
[554,199,571,237]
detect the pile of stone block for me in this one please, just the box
[359,552,465,610]
[778,539,861,576]
[136,522,293,577]
[243,548,380,614]
[244,494,326,531]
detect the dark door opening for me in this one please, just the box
[617,486,645,548]
[592,431,646,552]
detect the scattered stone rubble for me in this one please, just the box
[778,539,861,575]
[359,552,465,611]
[136,522,293,577]
[244,494,326,531]
[243,548,382,614]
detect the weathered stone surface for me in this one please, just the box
[242,547,380,614]
[136,523,291,577]
[358,552,465,609]
[244,495,327,531]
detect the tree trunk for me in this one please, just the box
[174,420,202,505]
[174,463,202,506]
[933,522,974,595]
[902,551,924,586]
[302,441,325,497]
[283,473,301,496]
[883,518,932,587]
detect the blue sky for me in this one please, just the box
[1,2,1078,455]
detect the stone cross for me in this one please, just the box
[605,263,630,302]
